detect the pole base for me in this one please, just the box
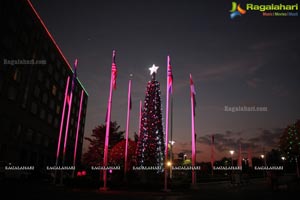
[162,189,171,192]
[99,187,109,191]
[190,184,199,190]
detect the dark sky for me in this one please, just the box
[31,0,300,161]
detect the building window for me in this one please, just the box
[49,99,55,110]
[37,70,43,81]
[48,64,53,75]
[56,105,60,114]
[53,118,59,128]
[13,68,21,82]
[7,86,17,100]
[30,102,38,115]
[43,136,49,147]
[14,123,22,139]
[54,71,59,82]
[47,113,53,124]
[26,128,34,143]
[42,93,48,104]
[40,108,46,120]
[35,132,42,145]
[45,79,50,89]
[33,85,40,98]
[58,91,62,101]
[52,85,57,96]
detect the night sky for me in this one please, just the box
[31,0,300,162]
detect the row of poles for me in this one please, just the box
[54,50,198,191]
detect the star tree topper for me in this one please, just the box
[149,64,159,75]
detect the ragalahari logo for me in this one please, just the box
[230,2,246,19]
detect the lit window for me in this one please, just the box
[13,68,21,82]
[56,105,60,114]
[52,85,57,96]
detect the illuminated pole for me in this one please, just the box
[61,59,77,185]
[164,56,170,191]
[138,100,142,137]
[124,79,132,180]
[54,76,70,184]
[101,50,117,191]
[72,89,84,178]
[190,74,196,185]
[170,96,174,179]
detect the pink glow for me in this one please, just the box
[102,50,116,190]
[73,90,84,175]
[82,170,86,176]
[190,73,196,185]
[124,79,132,177]
[62,92,73,162]
[77,171,82,177]
[138,100,142,137]
[164,56,171,191]
[27,0,73,71]
[56,76,70,162]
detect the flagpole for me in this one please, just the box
[124,79,132,180]
[72,89,84,178]
[54,76,70,184]
[211,135,214,176]
[61,59,77,185]
[138,100,142,138]
[101,50,116,191]
[190,74,196,185]
[170,95,173,179]
[164,56,171,191]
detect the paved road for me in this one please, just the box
[1,178,299,200]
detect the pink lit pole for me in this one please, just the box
[138,100,142,137]
[164,55,173,191]
[54,76,70,184]
[100,50,117,191]
[61,59,77,184]
[124,79,132,180]
[190,74,196,185]
[72,89,84,178]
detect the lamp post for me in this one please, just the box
[229,150,234,166]
[169,141,175,179]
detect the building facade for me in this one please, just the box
[0,0,88,168]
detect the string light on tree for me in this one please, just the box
[136,64,165,175]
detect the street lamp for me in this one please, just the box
[229,150,234,166]
[260,154,266,166]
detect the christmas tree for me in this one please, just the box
[136,65,165,172]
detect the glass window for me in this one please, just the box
[26,128,34,143]
[37,70,43,81]
[30,102,38,115]
[53,118,59,128]
[48,64,53,75]
[40,108,46,120]
[13,68,21,82]
[52,85,57,96]
[45,79,50,89]
[33,85,40,98]
[56,105,60,114]
[7,86,17,100]
[49,99,55,110]
[42,93,48,104]
[47,113,53,124]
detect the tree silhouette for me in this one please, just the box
[82,121,124,166]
